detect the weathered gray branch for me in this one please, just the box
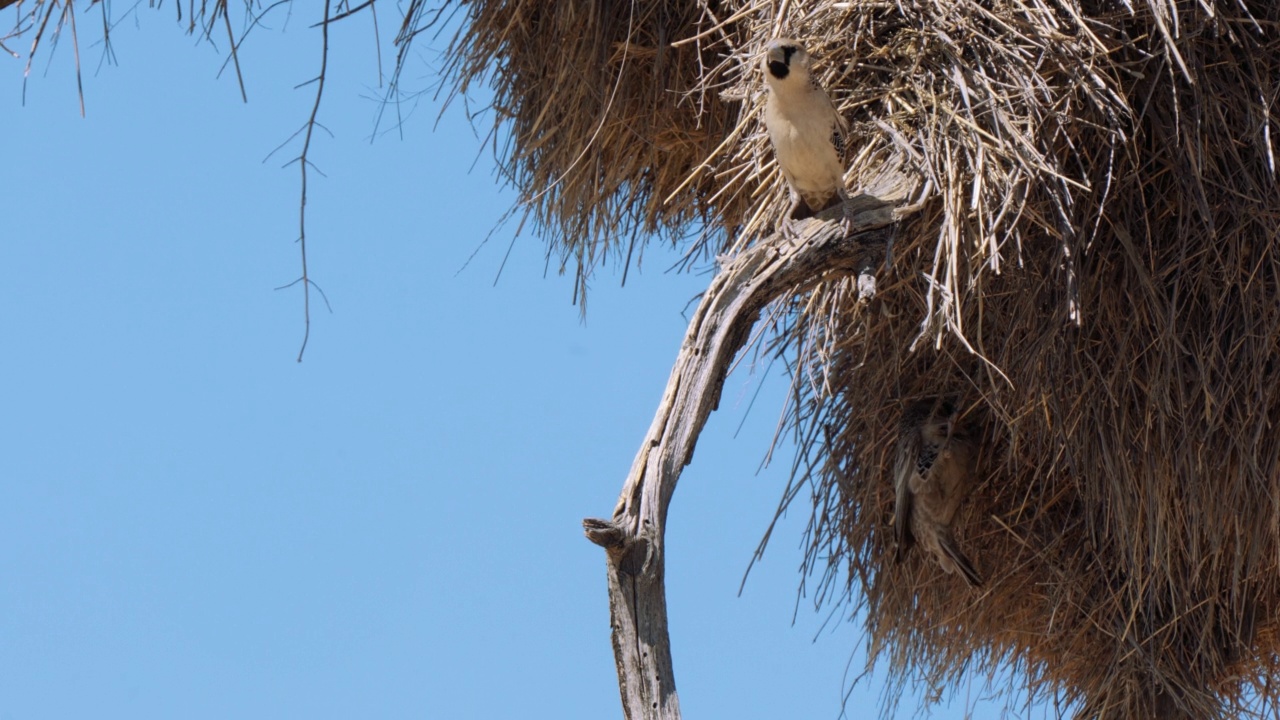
[583,194,899,720]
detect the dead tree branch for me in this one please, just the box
[583,193,899,720]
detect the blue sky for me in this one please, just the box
[2,5,1024,718]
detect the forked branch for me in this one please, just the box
[583,193,899,720]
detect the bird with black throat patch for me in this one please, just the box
[893,398,984,588]
[761,38,854,236]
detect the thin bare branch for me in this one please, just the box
[584,194,896,720]
[289,0,332,362]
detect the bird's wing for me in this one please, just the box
[814,79,851,165]
[915,441,940,478]
[831,101,849,165]
[938,531,983,588]
[893,438,916,560]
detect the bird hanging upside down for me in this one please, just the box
[761,38,855,236]
[893,399,984,588]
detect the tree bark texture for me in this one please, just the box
[583,193,899,720]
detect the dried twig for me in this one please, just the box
[584,194,895,720]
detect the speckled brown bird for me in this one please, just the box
[893,399,983,587]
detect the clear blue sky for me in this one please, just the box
[2,6,1026,718]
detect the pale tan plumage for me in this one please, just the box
[893,399,983,587]
[761,38,853,232]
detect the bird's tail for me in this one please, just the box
[938,534,983,588]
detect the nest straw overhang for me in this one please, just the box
[450,0,1279,716]
[442,0,1280,716]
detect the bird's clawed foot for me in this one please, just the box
[780,217,806,240]
[779,196,810,240]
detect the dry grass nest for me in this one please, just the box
[441,0,1280,716]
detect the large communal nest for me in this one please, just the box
[441,0,1280,715]
[453,0,1278,717]
[442,1,1280,715]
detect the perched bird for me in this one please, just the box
[761,38,853,234]
[893,399,983,587]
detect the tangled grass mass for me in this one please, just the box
[443,1,1280,716]
[10,0,1280,716]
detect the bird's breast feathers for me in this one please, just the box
[765,93,844,197]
